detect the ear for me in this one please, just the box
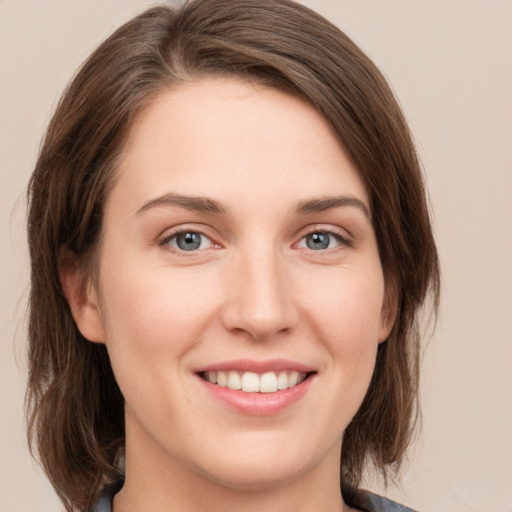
[378,281,399,343]
[58,247,106,343]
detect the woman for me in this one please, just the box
[26,1,440,511]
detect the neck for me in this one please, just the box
[114,429,351,512]
[114,474,349,512]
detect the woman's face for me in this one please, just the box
[80,77,395,490]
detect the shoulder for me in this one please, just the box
[344,485,419,512]
[88,481,123,512]
[359,491,419,512]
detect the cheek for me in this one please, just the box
[96,264,225,438]
[97,261,221,379]
[300,267,384,398]
[303,268,385,346]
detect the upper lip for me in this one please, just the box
[194,359,316,374]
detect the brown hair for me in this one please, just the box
[26,0,440,510]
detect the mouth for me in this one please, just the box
[195,361,317,415]
[197,370,315,394]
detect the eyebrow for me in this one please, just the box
[295,195,371,219]
[134,193,370,219]
[135,193,227,217]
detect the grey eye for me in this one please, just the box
[306,232,329,250]
[176,232,201,250]
[167,232,213,251]
[300,232,341,251]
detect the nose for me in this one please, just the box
[221,248,299,342]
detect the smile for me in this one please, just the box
[199,370,310,393]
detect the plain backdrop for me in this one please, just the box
[1,1,511,511]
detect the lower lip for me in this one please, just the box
[197,375,314,416]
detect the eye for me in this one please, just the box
[298,231,344,251]
[163,231,214,251]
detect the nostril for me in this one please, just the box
[220,269,299,341]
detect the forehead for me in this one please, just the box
[109,76,368,215]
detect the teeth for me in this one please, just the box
[260,372,278,393]
[288,370,299,387]
[277,371,288,390]
[241,372,260,392]
[217,371,227,387]
[227,370,241,390]
[203,370,308,393]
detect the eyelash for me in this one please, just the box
[160,229,218,254]
[159,227,351,255]
[296,230,350,252]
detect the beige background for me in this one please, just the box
[1,1,511,511]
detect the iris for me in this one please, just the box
[176,232,202,251]
[305,232,332,250]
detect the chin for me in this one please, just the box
[189,436,328,492]
[201,459,311,492]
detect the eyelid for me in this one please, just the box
[294,225,352,250]
[158,224,222,253]
[164,232,213,250]
[156,223,352,254]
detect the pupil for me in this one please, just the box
[307,232,329,250]
[177,232,201,251]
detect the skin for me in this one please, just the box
[62,76,396,512]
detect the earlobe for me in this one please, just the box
[378,283,399,343]
[58,248,106,343]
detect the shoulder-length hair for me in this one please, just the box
[26,1,440,510]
